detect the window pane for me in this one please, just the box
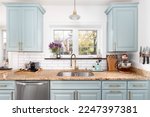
[54,30,73,55]
[79,30,97,55]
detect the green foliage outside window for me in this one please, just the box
[79,30,97,55]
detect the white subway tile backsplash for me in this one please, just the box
[9,52,107,70]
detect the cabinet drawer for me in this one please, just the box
[102,81,126,89]
[50,81,101,90]
[0,81,15,89]
[128,81,149,89]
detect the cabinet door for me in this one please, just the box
[22,7,38,51]
[107,11,114,51]
[128,90,149,100]
[7,7,22,51]
[0,90,14,100]
[51,90,74,100]
[114,7,138,51]
[102,90,126,100]
[78,90,101,100]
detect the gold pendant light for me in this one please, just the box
[69,0,80,20]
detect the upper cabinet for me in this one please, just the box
[5,3,45,52]
[105,3,138,52]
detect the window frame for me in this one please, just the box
[53,29,73,55]
[50,25,102,58]
[1,29,7,60]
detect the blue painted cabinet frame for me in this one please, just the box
[105,3,138,52]
[5,3,45,52]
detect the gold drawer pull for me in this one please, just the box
[73,91,76,100]
[109,85,120,87]
[128,91,131,100]
[0,84,7,87]
[11,91,13,100]
[132,84,144,87]
[109,91,122,93]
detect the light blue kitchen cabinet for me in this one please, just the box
[105,3,138,52]
[102,81,127,100]
[5,3,45,52]
[50,81,101,100]
[51,90,101,100]
[127,81,149,100]
[50,80,150,100]
[102,90,127,100]
[102,80,149,100]
[0,81,15,100]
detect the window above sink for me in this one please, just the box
[49,24,103,58]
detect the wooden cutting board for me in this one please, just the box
[107,55,118,71]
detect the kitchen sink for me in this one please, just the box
[57,71,94,77]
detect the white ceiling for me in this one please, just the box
[0,0,138,5]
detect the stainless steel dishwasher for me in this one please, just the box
[16,81,49,100]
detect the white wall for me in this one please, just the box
[43,5,107,57]
[0,5,6,63]
[0,4,107,69]
[131,0,150,71]
[0,5,6,28]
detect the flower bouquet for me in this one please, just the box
[49,41,62,58]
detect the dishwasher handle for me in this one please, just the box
[16,81,47,86]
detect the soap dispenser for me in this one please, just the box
[95,61,101,71]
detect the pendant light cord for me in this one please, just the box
[74,0,76,11]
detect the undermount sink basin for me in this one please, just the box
[57,71,94,77]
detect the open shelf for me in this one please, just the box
[44,57,106,60]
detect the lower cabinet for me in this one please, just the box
[50,81,101,100]
[0,81,15,100]
[50,80,150,100]
[102,81,149,100]
[0,80,149,100]
[51,90,101,100]
[102,81,127,100]
[127,81,149,100]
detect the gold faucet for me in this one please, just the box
[70,54,77,70]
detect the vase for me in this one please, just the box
[56,53,61,59]
[51,53,61,59]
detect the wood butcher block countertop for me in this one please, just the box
[0,69,149,81]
